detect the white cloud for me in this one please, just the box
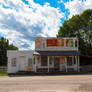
[65,0,92,18]
[0,0,65,50]
[84,0,92,9]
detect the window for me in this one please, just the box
[75,40,78,48]
[11,58,17,67]
[28,58,33,67]
[49,56,53,65]
[60,56,65,64]
[67,57,72,66]
[41,56,47,66]
[42,40,45,48]
[73,56,76,64]
[34,56,35,64]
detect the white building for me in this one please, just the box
[7,37,80,74]
[7,51,34,74]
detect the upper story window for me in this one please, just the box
[75,40,78,48]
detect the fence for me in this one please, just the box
[81,65,92,72]
[0,67,7,72]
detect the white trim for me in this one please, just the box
[48,56,49,72]
[65,57,67,72]
[78,56,80,72]
[35,56,37,72]
[75,56,78,71]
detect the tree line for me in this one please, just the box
[57,9,92,56]
[0,37,18,66]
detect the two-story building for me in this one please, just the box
[34,37,80,73]
[7,37,80,74]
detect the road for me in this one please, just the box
[0,75,92,92]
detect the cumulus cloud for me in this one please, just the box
[0,0,65,50]
[64,0,92,18]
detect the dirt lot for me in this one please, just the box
[0,74,92,92]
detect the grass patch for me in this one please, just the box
[0,66,7,68]
[0,72,8,76]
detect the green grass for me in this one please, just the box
[0,72,8,76]
[0,66,7,68]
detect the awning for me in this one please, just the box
[33,51,40,55]
[34,51,80,56]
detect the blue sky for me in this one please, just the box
[0,0,91,50]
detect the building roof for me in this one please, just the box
[34,51,80,56]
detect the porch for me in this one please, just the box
[34,51,80,73]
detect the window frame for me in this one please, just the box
[11,58,17,67]
[67,56,73,66]
[41,56,48,66]
[28,58,33,67]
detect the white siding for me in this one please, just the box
[7,50,34,73]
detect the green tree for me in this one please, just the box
[0,37,18,66]
[57,9,92,56]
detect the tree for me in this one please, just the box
[57,9,92,56]
[0,37,18,66]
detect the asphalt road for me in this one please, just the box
[0,75,92,92]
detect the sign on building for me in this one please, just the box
[35,37,78,51]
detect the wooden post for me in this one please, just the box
[72,56,74,66]
[78,56,80,72]
[65,57,67,72]
[76,56,78,71]
[77,55,78,72]
[35,56,37,72]
[48,56,49,72]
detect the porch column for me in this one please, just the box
[48,56,49,72]
[76,56,78,71]
[35,56,37,72]
[78,56,80,72]
[65,57,67,72]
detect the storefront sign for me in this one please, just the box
[35,39,42,49]
[47,39,57,47]
[66,39,69,47]
[57,39,64,47]
[26,67,32,71]
[70,40,74,48]
[57,39,61,46]
[35,38,78,51]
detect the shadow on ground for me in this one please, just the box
[8,71,92,77]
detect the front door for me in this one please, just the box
[54,57,60,71]
[19,56,26,71]
[67,56,76,71]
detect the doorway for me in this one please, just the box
[54,56,60,71]
[19,56,26,71]
[67,56,76,71]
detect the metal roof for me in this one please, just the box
[35,51,80,56]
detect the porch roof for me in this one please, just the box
[34,51,80,56]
